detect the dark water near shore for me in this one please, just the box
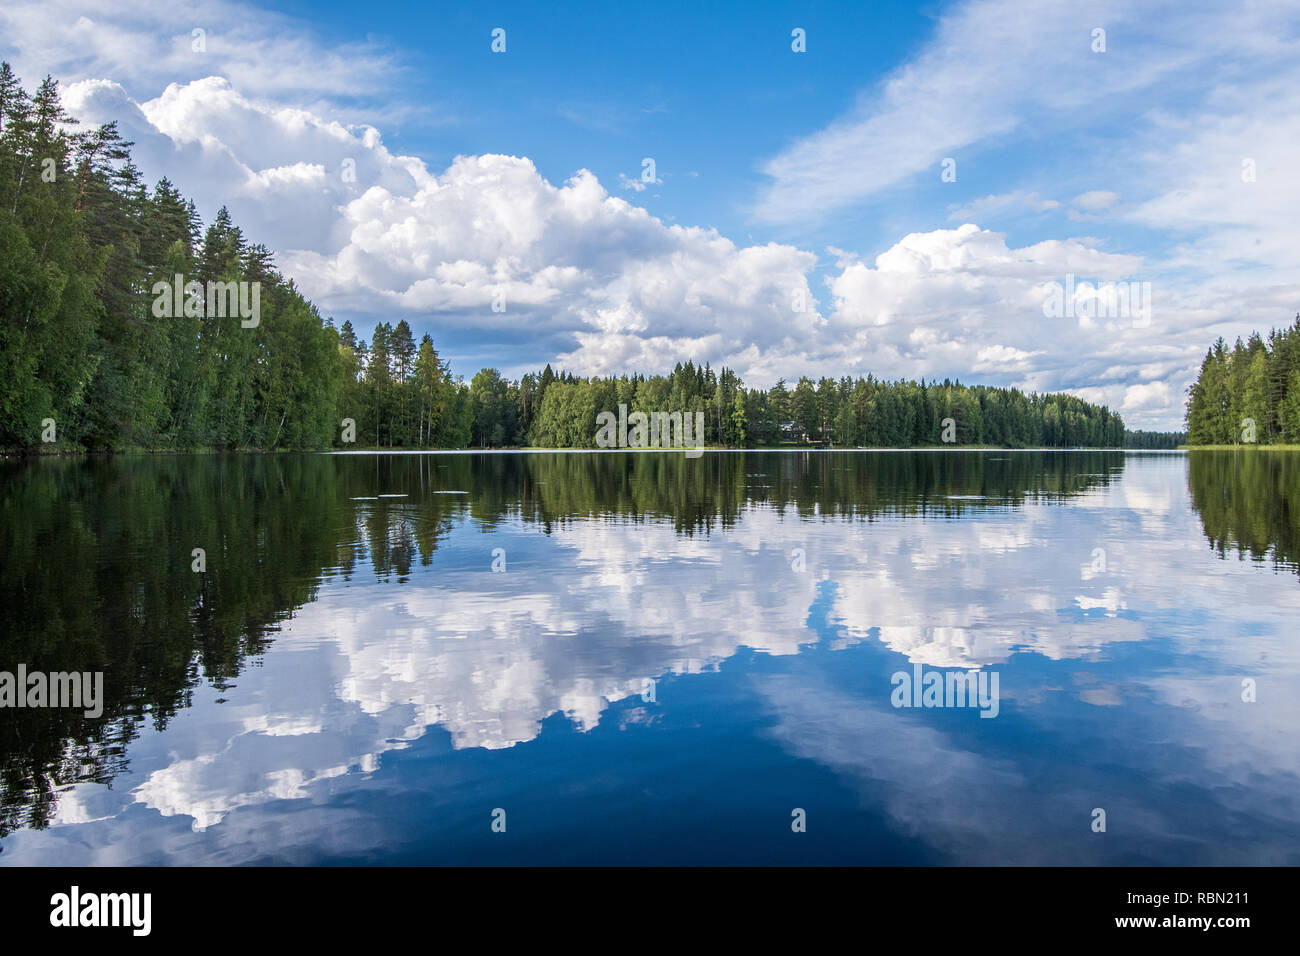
[2,449,1298,865]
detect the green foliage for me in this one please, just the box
[1186,317,1300,444]
[1123,429,1187,449]
[521,363,1123,449]
[0,65,364,452]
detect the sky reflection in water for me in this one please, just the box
[2,450,1298,865]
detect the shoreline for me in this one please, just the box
[6,444,1171,458]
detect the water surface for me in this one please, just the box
[2,450,1297,864]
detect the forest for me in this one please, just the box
[1,66,1129,453]
[0,64,361,451]
[1185,317,1300,445]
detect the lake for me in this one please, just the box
[2,449,1298,865]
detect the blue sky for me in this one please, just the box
[3,0,1299,428]
[274,0,930,238]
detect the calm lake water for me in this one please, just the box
[2,449,1298,865]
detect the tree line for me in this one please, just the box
[1123,429,1186,449]
[1185,316,1300,445]
[2,65,1127,453]
[502,365,1126,448]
